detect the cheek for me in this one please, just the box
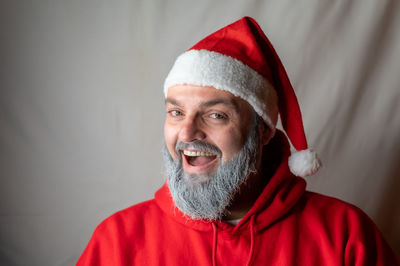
[164,122,178,159]
[212,129,245,162]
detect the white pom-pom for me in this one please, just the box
[288,149,322,177]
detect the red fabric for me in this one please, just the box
[77,132,399,265]
[191,17,308,151]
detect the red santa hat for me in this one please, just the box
[164,16,321,177]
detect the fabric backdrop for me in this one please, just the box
[1,1,399,265]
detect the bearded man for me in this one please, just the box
[77,17,399,265]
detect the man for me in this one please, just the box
[77,17,399,265]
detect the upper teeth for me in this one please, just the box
[183,150,215,157]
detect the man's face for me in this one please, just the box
[163,85,261,220]
[164,85,255,181]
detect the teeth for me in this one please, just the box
[183,150,215,157]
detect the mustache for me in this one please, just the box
[175,140,222,157]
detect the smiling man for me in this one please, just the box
[163,85,266,221]
[77,17,399,265]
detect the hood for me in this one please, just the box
[155,129,306,234]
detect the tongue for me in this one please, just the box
[189,156,216,166]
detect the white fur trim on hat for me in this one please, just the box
[288,149,322,177]
[164,49,279,131]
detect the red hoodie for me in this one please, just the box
[77,131,399,265]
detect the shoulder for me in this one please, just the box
[301,191,367,216]
[297,191,379,230]
[95,199,162,236]
[302,192,399,258]
[302,192,400,264]
[290,191,382,241]
[77,199,164,265]
[107,199,161,221]
[294,192,399,264]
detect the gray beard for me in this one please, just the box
[162,118,260,220]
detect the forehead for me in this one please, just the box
[166,85,252,111]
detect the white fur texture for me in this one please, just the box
[164,49,278,131]
[288,149,322,177]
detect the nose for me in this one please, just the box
[179,115,206,142]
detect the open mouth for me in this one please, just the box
[181,149,218,173]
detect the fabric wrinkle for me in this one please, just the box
[246,215,256,266]
[212,222,217,266]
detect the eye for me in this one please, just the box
[167,110,183,117]
[209,112,227,120]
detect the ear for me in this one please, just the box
[258,120,273,146]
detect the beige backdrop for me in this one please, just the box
[1,1,399,265]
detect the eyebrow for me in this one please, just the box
[165,98,182,107]
[200,99,239,111]
[165,98,239,112]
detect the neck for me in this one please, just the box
[222,170,267,220]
